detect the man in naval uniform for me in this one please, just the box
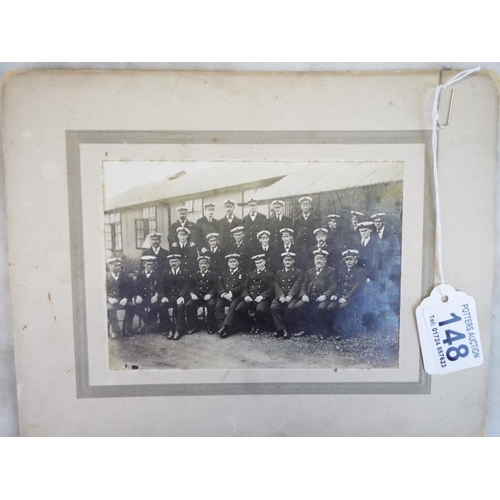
[254,230,278,271]
[141,232,170,273]
[370,212,402,313]
[174,227,198,275]
[223,225,253,273]
[242,198,268,244]
[275,227,302,269]
[216,254,247,338]
[370,212,401,273]
[184,255,218,335]
[270,252,304,339]
[168,206,196,247]
[218,199,243,246]
[106,257,134,338]
[199,232,225,275]
[236,254,275,334]
[133,255,162,333]
[347,210,365,246]
[307,227,339,269]
[195,202,220,249]
[268,200,293,244]
[328,249,368,340]
[325,214,344,256]
[158,254,188,340]
[354,221,383,282]
[293,196,321,256]
[291,249,337,339]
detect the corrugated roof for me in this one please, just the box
[105,162,305,211]
[257,162,404,200]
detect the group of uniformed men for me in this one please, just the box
[106,197,401,341]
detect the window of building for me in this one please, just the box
[104,212,122,251]
[185,199,202,213]
[135,206,157,248]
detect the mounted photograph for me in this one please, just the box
[103,160,404,370]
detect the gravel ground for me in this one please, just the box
[109,319,399,370]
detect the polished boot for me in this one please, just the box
[218,326,230,338]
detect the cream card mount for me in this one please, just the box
[3,71,498,436]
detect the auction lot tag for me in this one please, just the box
[415,284,483,375]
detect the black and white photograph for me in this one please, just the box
[103,160,403,370]
[4,68,496,436]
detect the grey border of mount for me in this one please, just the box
[66,130,433,398]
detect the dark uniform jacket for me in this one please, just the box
[242,269,275,300]
[134,270,162,301]
[375,227,401,280]
[268,214,293,244]
[375,226,401,256]
[175,243,199,274]
[354,236,382,281]
[106,272,134,300]
[218,215,243,245]
[326,228,345,254]
[294,213,321,249]
[223,239,253,272]
[307,243,340,268]
[186,270,218,298]
[274,267,304,299]
[217,269,247,298]
[167,219,196,247]
[199,246,225,275]
[252,244,279,272]
[159,268,189,302]
[300,266,337,299]
[243,212,268,244]
[195,216,221,247]
[274,242,302,269]
[347,226,361,247]
[337,265,367,302]
[141,246,170,273]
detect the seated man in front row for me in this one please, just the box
[184,255,218,335]
[106,257,134,338]
[235,254,275,334]
[328,249,367,341]
[133,255,162,333]
[158,254,188,340]
[216,253,247,338]
[270,252,304,339]
[292,249,337,339]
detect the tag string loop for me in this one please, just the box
[431,66,480,294]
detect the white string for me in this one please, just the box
[431,66,480,293]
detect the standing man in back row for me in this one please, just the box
[294,196,320,254]
[168,206,196,248]
[268,200,293,244]
[195,202,220,249]
[242,198,268,244]
[218,199,243,246]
